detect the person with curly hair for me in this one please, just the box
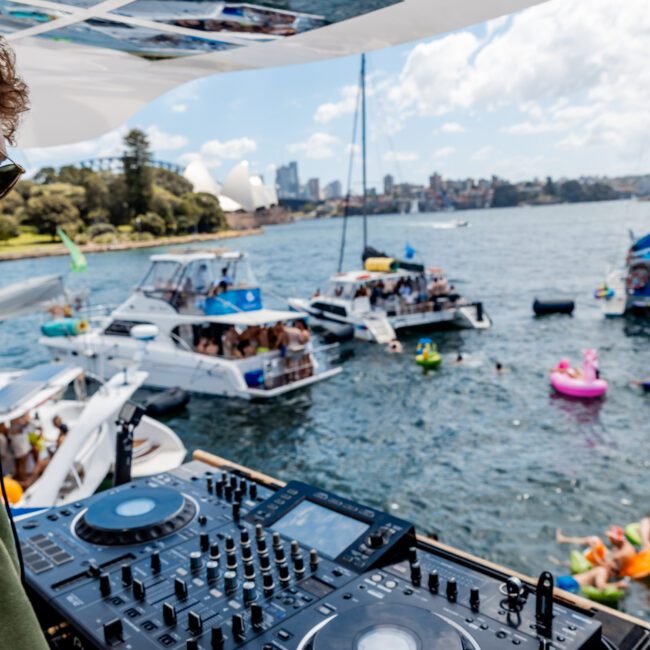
[0,37,49,650]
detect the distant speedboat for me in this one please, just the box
[0,363,185,509]
[40,250,341,399]
[599,232,650,317]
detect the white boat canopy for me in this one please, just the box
[173,307,306,326]
[0,275,65,321]
[0,363,82,423]
[6,0,548,147]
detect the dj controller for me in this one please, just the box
[18,457,650,650]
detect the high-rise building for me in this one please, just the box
[324,180,342,199]
[275,161,300,197]
[306,178,320,202]
[429,172,443,191]
[383,174,394,196]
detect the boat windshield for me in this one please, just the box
[139,261,183,293]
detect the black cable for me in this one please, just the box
[0,451,25,583]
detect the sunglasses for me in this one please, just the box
[0,153,24,200]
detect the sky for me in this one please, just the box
[12,0,650,193]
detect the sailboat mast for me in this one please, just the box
[361,52,368,252]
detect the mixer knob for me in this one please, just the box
[274,545,286,563]
[240,529,251,546]
[87,561,101,578]
[255,523,265,540]
[224,570,238,594]
[226,551,238,570]
[408,546,418,564]
[121,563,133,586]
[506,576,524,612]
[259,554,271,571]
[162,602,177,626]
[225,485,233,502]
[211,626,224,649]
[290,540,300,557]
[206,477,213,494]
[243,580,257,604]
[257,535,268,555]
[262,571,275,595]
[446,578,458,603]
[198,514,207,526]
[251,603,264,630]
[239,478,248,495]
[231,614,246,641]
[428,570,439,594]
[470,586,480,612]
[99,572,111,597]
[272,532,282,549]
[210,543,221,560]
[133,579,146,601]
[250,483,258,500]
[151,551,161,574]
[278,562,291,586]
[230,475,238,490]
[186,640,198,650]
[200,532,210,552]
[225,535,236,552]
[175,577,188,600]
[215,481,224,498]
[234,489,243,503]
[103,618,123,645]
[368,531,385,549]
[188,610,203,635]
[244,562,256,581]
[294,554,305,577]
[410,561,422,586]
[232,501,241,521]
[242,545,253,562]
[190,551,202,572]
[309,549,319,571]
[206,560,219,582]
[221,471,228,484]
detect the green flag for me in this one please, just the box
[57,227,87,272]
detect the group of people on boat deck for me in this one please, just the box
[194,320,313,380]
[0,414,68,488]
[325,273,458,313]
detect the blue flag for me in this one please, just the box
[404,243,416,260]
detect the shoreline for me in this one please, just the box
[0,228,263,262]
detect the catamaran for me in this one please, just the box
[288,54,491,344]
[40,249,341,399]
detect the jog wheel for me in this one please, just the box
[310,603,466,650]
[75,486,196,545]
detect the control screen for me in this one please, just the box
[272,500,369,559]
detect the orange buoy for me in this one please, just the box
[621,549,650,580]
[1,476,23,504]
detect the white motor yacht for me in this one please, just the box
[0,363,186,509]
[40,250,341,399]
[289,263,490,344]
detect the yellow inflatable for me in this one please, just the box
[364,257,398,273]
[2,476,23,504]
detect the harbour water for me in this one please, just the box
[1,200,649,618]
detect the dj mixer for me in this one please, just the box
[19,455,650,649]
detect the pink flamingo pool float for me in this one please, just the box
[550,349,608,399]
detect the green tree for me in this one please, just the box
[25,192,81,239]
[544,176,556,196]
[151,185,180,233]
[559,180,585,203]
[33,167,57,184]
[0,189,25,220]
[152,168,193,197]
[175,193,202,234]
[0,215,19,240]
[135,212,166,237]
[586,182,617,202]
[491,183,520,208]
[122,128,153,218]
[105,175,129,226]
[193,192,225,233]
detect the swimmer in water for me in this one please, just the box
[495,361,507,374]
[388,339,403,354]
[455,353,463,365]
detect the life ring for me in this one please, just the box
[627,267,649,291]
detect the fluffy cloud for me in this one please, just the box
[171,104,188,113]
[314,85,359,124]
[287,133,340,160]
[470,146,493,161]
[145,125,187,151]
[180,136,257,168]
[438,122,466,134]
[382,150,419,162]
